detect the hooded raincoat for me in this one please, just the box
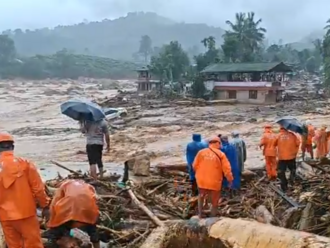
[260,126,277,179]
[186,134,207,181]
[221,139,240,190]
[47,179,99,228]
[314,127,328,159]
[0,150,49,248]
[231,132,247,173]
[193,138,233,191]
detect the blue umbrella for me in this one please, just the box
[275,116,304,134]
[60,99,105,122]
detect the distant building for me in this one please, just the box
[135,67,161,92]
[200,62,292,104]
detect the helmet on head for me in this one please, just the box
[0,133,14,143]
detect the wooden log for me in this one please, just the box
[141,217,330,248]
[127,189,163,227]
[254,205,274,224]
[297,161,317,178]
[281,207,301,228]
[155,163,187,173]
[298,202,314,231]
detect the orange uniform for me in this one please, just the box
[0,150,49,248]
[275,128,300,192]
[301,124,315,159]
[48,179,99,228]
[260,125,277,179]
[194,137,233,217]
[314,127,328,159]
[275,129,300,160]
[193,144,233,192]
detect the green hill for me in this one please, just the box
[6,12,224,61]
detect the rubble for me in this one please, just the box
[12,158,326,247]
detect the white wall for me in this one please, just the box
[215,90,267,104]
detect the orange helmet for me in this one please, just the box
[0,133,14,143]
[264,124,272,128]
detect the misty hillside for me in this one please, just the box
[7,12,224,61]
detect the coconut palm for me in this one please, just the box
[223,12,267,61]
[324,19,330,36]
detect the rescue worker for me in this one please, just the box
[259,124,277,180]
[301,120,315,160]
[193,137,233,218]
[231,131,247,174]
[186,134,207,196]
[0,132,49,248]
[221,136,240,191]
[275,127,300,192]
[314,125,328,159]
[47,179,100,248]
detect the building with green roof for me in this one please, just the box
[201,62,292,104]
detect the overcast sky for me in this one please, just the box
[0,0,329,42]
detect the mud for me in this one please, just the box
[1,78,329,178]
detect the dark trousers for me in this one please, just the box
[277,159,296,192]
[86,144,103,169]
[191,179,198,196]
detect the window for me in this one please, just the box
[228,90,237,99]
[249,90,258,99]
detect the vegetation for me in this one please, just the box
[148,11,326,96]
[0,35,138,79]
[0,11,328,84]
[6,12,224,61]
[323,20,330,87]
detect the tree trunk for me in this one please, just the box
[140,217,330,248]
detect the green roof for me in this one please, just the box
[201,62,292,73]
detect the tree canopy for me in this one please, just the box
[6,12,224,61]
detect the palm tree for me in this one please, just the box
[223,12,267,61]
[324,19,330,36]
[201,36,216,50]
[244,12,267,51]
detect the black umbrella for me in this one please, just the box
[276,116,305,134]
[61,99,105,122]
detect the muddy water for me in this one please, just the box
[0,79,328,179]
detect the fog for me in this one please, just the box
[0,0,329,42]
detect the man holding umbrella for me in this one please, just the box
[80,118,110,179]
[61,99,110,179]
[274,125,300,192]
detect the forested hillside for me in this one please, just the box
[5,12,224,60]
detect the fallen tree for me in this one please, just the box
[141,217,330,248]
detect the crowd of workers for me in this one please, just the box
[186,121,329,218]
[0,119,328,246]
[0,133,100,248]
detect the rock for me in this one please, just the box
[126,154,151,176]
[133,154,150,176]
[242,169,257,180]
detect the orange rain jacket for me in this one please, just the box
[193,143,233,191]
[306,125,315,145]
[47,179,99,228]
[275,129,300,160]
[0,151,49,221]
[314,127,328,158]
[260,128,277,157]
